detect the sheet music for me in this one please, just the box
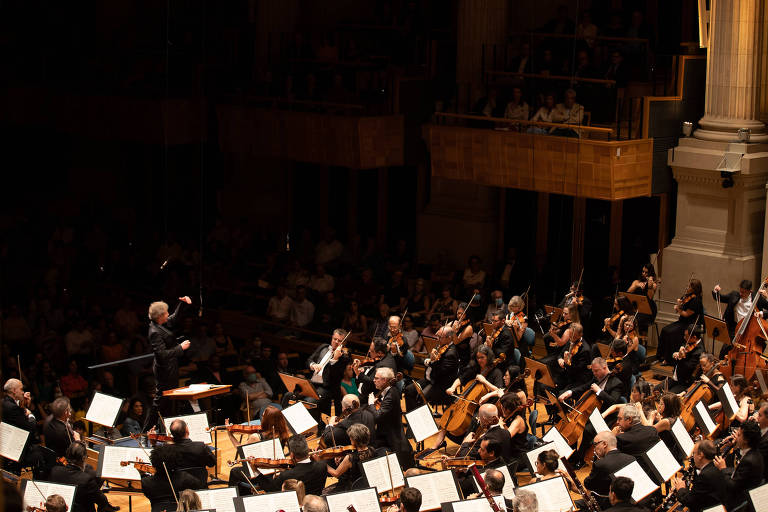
[449,496,507,512]
[0,422,30,462]
[756,370,768,394]
[188,384,214,392]
[326,487,381,512]
[282,403,317,434]
[238,490,301,512]
[645,441,682,482]
[720,383,740,417]
[164,412,212,444]
[474,465,516,496]
[98,446,151,480]
[405,405,439,443]
[542,427,574,459]
[85,392,123,427]
[406,470,461,511]
[671,419,695,456]
[22,481,76,511]
[748,482,768,512]
[197,487,239,512]
[517,476,573,512]
[613,461,658,502]
[588,408,610,434]
[362,453,404,493]
[702,506,726,512]
[525,442,566,473]
[694,400,717,435]
[240,438,284,477]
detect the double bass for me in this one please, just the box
[722,276,768,381]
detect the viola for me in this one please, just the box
[310,445,354,460]
[503,398,534,423]
[120,460,156,474]
[389,332,404,347]
[439,457,485,469]
[130,432,174,443]
[228,457,294,469]
[505,368,531,393]
[602,310,624,333]
[208,424,262,434]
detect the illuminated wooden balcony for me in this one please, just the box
[426,113,653,200]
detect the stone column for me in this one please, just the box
[695,0,768,142]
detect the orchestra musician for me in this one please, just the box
[498,392,529,477]
[445,345,503,400]
[404,326,459,411]
[693,352,727,401]
[553,323,592,390]
[479,365,527,404]
[49,441,119,512]
[354,339,396,402]
[559,281,592,324]
[643,392,684,461]
[710,374,755,429]
[532,450,561,481]
[713,419,765,511]
[656,323,704,393]
[386,315,416,372]
[306,328,351,417]
[166,419,216,487]
[45,495,68,512]
[712,280,767,341]
[604,477,645,512]
[322,394,376,448]
[605,339,634,399]
[671,439,728,512]
[626,263,659,331]
[479,312,516,367]
[616,315,645,373]
[613,404,660,459]
[456,403,513,462]
[141,443,200,512]
[753,403,768,483]
[367,366,415,468]
[450,302,475,366]
[43,396,79,458]
[602,296,633,340]
[543,304,578,356]
[2,378,49,477]
[506,296,531,359]
[583,432,636,509]
[658,278,703,366]
[324,423,376,493]
[254,434,329,496]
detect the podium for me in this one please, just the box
[163,383,232,412]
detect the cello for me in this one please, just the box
[722,276,768,381]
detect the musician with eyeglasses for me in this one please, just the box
[671,439,727,512]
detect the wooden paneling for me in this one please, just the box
[427,125,652,200]
[217,106,404,169]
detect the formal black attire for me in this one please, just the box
[43,417,75,458]
[356,353,396,400]
[567,375,625,462]
[147,301,187,425]
[759,429,768,484]
[713,290,768,358]
[306,343,350,415]
[657,340,704,393]
[480,326,515,368]
[141,471,200,512]
[255,459,328,496]
[584,449,636,508]
[675,461,728,512]
[554,339,593,390]
[49,464,113,512]
[658,295,703,364]
[724,448,764,511]
[367,385,414,469]
[321,408,377,448]
[602,502,648,512]
[616,424,660,459]
[404,344,459,410]
[2,396,48,476]
[165,438,215,487]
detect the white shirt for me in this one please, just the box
[290,299,315,327]
[734,293,753,323]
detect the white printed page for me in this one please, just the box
[405,405,439,443]
[98,446,152,480]
[405,470,460,511]
[589,408,610,434]
[613,461,658,502]
[238,491,301,512]
[22,481,76,510]
[85,392,123,427]
[281,403,317,434]
[646,441,682,482]
[240,438,284,477]
[518,477,573,512]
[197,487,239,512]
[0,422,30,461]
[749,482,768,512]
[542,427,574,459]
[450,496,507,512]
[362,453,404,493]
[671,419,694,456]
[694,401,717,434]
[326,488,381,512]
[164,412,212,444]
[477,465,516,497]
[720,383,740,417]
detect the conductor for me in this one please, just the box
[145,296,192,430]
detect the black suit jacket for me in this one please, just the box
[357,353,396,399]
[426,344,459,390]
[725,448,764,509]
[674,341,704,386]
[712,291,768,335]
[616,425,660,459]
[141,471,200,512]
[603,502,648,512]
[560,340,593,387]
[148,302,185,390]
[49,464,110,512]
[570,375,624,412]
[256,459,328,496]
[167,438,216,472]
[759,430,768,483]
[2,396,38,443]
[306,343,350,395]
[43,417,73,458]
[584,449,636,498]
[676,461,728,512]
[321,408,377,448]
[368,386,413,468]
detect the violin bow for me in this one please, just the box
[162,462,180,508]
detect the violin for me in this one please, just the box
[602,310,624,333]
[439,458,485,469]
[26,507,45,512]
[563,339,582,366]
[129,432,174,443]
[430,343,451,363]
[503,398,534,423]
[310,445,354,460]
[228,457,294,469]
[207,423,262,434]
[354,356,378,367]
[120,460,156,474]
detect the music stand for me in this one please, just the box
[525,357,554,388]
[278,373,320,400]
[595,343,611,359]
[704,315,730,355]
[618,292,653,315]
[544,306,563,324]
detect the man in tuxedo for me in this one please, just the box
[613,404,659,459]
[714,419,765,511]
[368,366,414,468]
[354,339,396,401]
[459,404,513,463]
[755,403,768,482]
[553,323,592,390]
[480,313,515,367]
[604,477,646,512]
[321,393,376,447]
[672,440,727,512]
[712,280,765,339]
[584,432,636,509]
[255,434,328,496]
[49,441,119,512]
[165,419,215,487]
[656,324,704,393]
[404,325,459,410]
[146,296,192,429]
[141,443,200,512]
[3,378,49,476]
[306,328,350,415]
[43,397,79,458]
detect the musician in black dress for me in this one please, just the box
[656,324,704,393]
[658,279,703,365]
[445,345,504,398]
[626,263,659,332]
[403,326,459,411]
[325,423,376,493]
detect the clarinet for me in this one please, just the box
[655,454,695,512]
[561,457,601,512]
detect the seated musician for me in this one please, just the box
[543,304,577,356]
[458,438,505,497]
[602,296,633,340]
[2,378,49,477]
[450,302,474,365]
[455,403,512,462]
[559,281,592,324]
[553,323,592,390]
[166,419,216,484]
[325,423,376,493]
[627,262,659,332]
[225,406,292,448]
[644,392,684,461]
[386,315,415,372]
[613,404,659,459]
[404,326,459,411]
[445,346,504,400]
[713,419,765,511]
[367,367,414,468]
[49,441,119,512]
[254,434,328,496]
[322,394,376,448]
[141,444,200,512]
[617,315,646,371]
[43,396,79,458]
[709,374,755,429]
[480,312,516,366]
[602,378,656,421]
[606,339,634,398]
[656,323,704,393]
[658,278,703,365]
[479,365,527,404]
[697,352,726,395]
[354,339,396,402]
[671,439,727,512]
[480,468,514,511]
[583,432,636,509]
[498,392,528,478]
[506,296,531,359]
[45,495,68,512]
[533,449,561,481]
[604,476,645,512]
[557,357,625,467]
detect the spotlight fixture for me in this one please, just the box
[682,122,693,137]
[720,171,734,189]
[737,128,751,143]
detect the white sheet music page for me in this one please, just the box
[326,488,381,512]
[164,412,212,444]
[99,446,152,480]
[702,506,726,512]
[542,426,574,459]
[361,453,404,493]
[405,405,439,442]
[694,400,717,435]
[646,440,682,482]
[85,392,123,427]
[449,496,507,512]
[196,487,238,512]
[613,461,658,502]
[405,469,460,511]
[476,465,516,496]
[240,438,284,477]
[671,419,695,456]
[0,422,29,462]
[588,408,611,434]
[748,482,768,512]
[517,476,573,512]
[282,402,317,434]
[720,383,740,417]
[239,490,301,512]
[525,442,566,473]
[22,481,76,511]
